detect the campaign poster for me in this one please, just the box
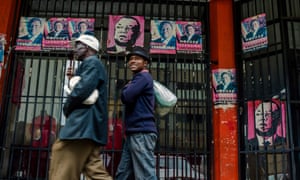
[107,15,144,54]
[241,13,268,53]
[43,17,72,50]
[212,69,237,104]
[68,18,95,40]
[0,34,5,65]
[150,20,176,54]
[247,99,286,146]
[15,17,45,51]
[176,21,202,53]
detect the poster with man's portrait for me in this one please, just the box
[69,18,95,40]
[241,13,268,53]
[150,20,176,54]
[247,99,286,147]
[212,69,237,104]
[43,17,72,50]
[107,15,144,54]
[0,34,5,65]
[176,21,202,53]
[15,17,45,51]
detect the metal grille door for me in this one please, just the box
[234,0,300,179]
[0,0,211,179]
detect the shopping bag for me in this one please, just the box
[64,76,99,105]
[153,80,177,117]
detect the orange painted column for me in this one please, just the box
[209,1,239,180]
[0,0,21,106]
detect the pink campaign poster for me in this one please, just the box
[176,21,202,53]
[106,15,144,54]
[68,18,95,40]
[43,17,72,50]
[150,20,176,54]
[247,99,286,146]
[241,13,268,53]
[212,69,237,104]
[15,17,45,51]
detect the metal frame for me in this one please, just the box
[234,0,300,179]
[0,0,211,179]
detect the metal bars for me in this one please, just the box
[234,0,300,179]
[0,0,211,179]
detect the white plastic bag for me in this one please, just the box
[153,80,177,117]
[64,76,99,105]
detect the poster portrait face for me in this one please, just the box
[247,99,286,140]
[78,21,88,33]
[114,17,139,45]
[159,21,174,39]
[29,18,43,36]
[250,19,260,32]
[107,15,144,54]
[54,21,64,32]
[255,102,278,134]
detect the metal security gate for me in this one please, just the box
[0,0,211,179]
[234,0,300,179]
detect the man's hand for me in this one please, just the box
[66,67,74,80]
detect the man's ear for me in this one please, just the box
[144,60,149,66]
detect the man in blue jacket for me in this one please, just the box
[49,35,112,180]
[115,46,158,180]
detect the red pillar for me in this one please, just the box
[0,0,21,105]
[209,1,239,180]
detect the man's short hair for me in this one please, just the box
[29,17,42,25]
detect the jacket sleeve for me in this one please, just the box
[121,73,148,104]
